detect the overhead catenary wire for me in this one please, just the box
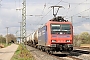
[72,7,90,17]
[55,0,62,5]
[30,2,52,30]
[64,0,88,17]
[71,14,90,26]
[37,0,62,25]
[41,3,46,14]
[32,0,63,26]
[30,0,90,35]
[27,0,90,35]
[74,19,89,25]
[63,2,90,24]
[56,0,88,16]
[29,0,90,31]
[35,3,46,24]
[29,2,47,26]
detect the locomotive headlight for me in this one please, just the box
[66,40,70,42]
[52,40,56,42]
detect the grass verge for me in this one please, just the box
[11,44,35,60]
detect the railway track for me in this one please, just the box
[27,45,86,60]
[51,52,82,60]
[51,54,82,60]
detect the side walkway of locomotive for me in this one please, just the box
[27,16,73,53]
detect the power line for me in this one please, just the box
[33,0,63,25]
[64,0,88,16]
[28,3,47,26]
[34,3,47,25]
[55,0,62,5]
[61,0,90,4]
[41,3,46,14]
[37,0,62,25]
[74,18,89,25]
[37,9,52,25]
[64,7,90,22]
[72,8,90,17]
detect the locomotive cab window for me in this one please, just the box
[51,24,71,34]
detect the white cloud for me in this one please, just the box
[0,0,90,36]
[0,18,2,23]
[74,22,90,34]
[83,23,90,30]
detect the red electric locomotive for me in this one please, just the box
[27,16,73,54]
[37,16,73,53]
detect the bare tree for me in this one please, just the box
[5,34,16,43]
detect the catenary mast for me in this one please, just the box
[22,0,26,42]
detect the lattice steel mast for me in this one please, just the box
[22,0,26,42]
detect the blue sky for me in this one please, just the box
[0,0,90,36]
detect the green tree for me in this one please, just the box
[73,34,82,47]
[79,32,90,44]
[0,35,6,43]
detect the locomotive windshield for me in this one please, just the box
[51,24,71,34]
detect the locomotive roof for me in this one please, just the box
[47,16,72,24]
[50,16,69,22]
[46,21,72,25]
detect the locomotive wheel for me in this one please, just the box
[41,47,43,51]
[38,45,42,50]
[42,48,45,52]
[40,46,42,50]
[46,50,50,54]
[49,51,53,54]
[37,46,39,49]
[35,45,38,48]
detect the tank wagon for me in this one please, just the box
[27,16,73,53]
[33,30,38,45]
[27,35,31,46]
